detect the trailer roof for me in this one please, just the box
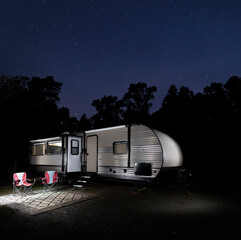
[30,136,61,143]
[85,125,127,133]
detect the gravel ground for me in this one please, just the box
[0,181,240,240]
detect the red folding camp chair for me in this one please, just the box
[13,172,35,195]
[40,171,59,192]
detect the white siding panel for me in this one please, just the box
[130,125,163,168]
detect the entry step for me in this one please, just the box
[73,184,84,188]
[72,173,96,191]
[77,180,87,183]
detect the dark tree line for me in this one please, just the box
[0,76,78,181]
[1,75,241,188]
[86,77,241,188]
[87,82,157,128]
[151,77,241,188]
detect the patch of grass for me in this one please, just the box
[0,185,12,196]
[0,182,45,196]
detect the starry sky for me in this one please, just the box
[1,0,241,117]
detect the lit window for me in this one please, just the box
[46,140,62,154]
[32,143,45,156]
[113,141,127,155]
[71,140,79,155]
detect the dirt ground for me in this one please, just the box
[0,180,240,240]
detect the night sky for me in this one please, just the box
[1,0,241,117]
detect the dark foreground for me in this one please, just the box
[0,181,240,240]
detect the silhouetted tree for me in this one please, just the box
[0,76,30,180]
[152,77,241,188]
[152,85,193,135]
[91,95,123,128]
[78,114,91,132]
[90,82,157,127]
[0,75,75,181]
[224,76,241,111]
[152,85,196,181]
[58,107,81,134]
[28,76,62,104]
[161,84,178,108]
[122,82,157,124]
[223,76,241,185]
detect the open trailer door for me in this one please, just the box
[86,135,98,173]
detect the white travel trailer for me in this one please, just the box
[29,124,183,183]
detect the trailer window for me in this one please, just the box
[71,140,79,155]
[32,143,45,156]
[46,140,62,154]
[113,141,127,155]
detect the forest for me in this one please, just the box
[0,75,240,189]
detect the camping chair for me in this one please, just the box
[40,171,59,192]
[13,172,35,195]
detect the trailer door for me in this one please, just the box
[86,135,97,172]
[67,136,82,172]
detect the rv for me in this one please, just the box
[30,124,183,183]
